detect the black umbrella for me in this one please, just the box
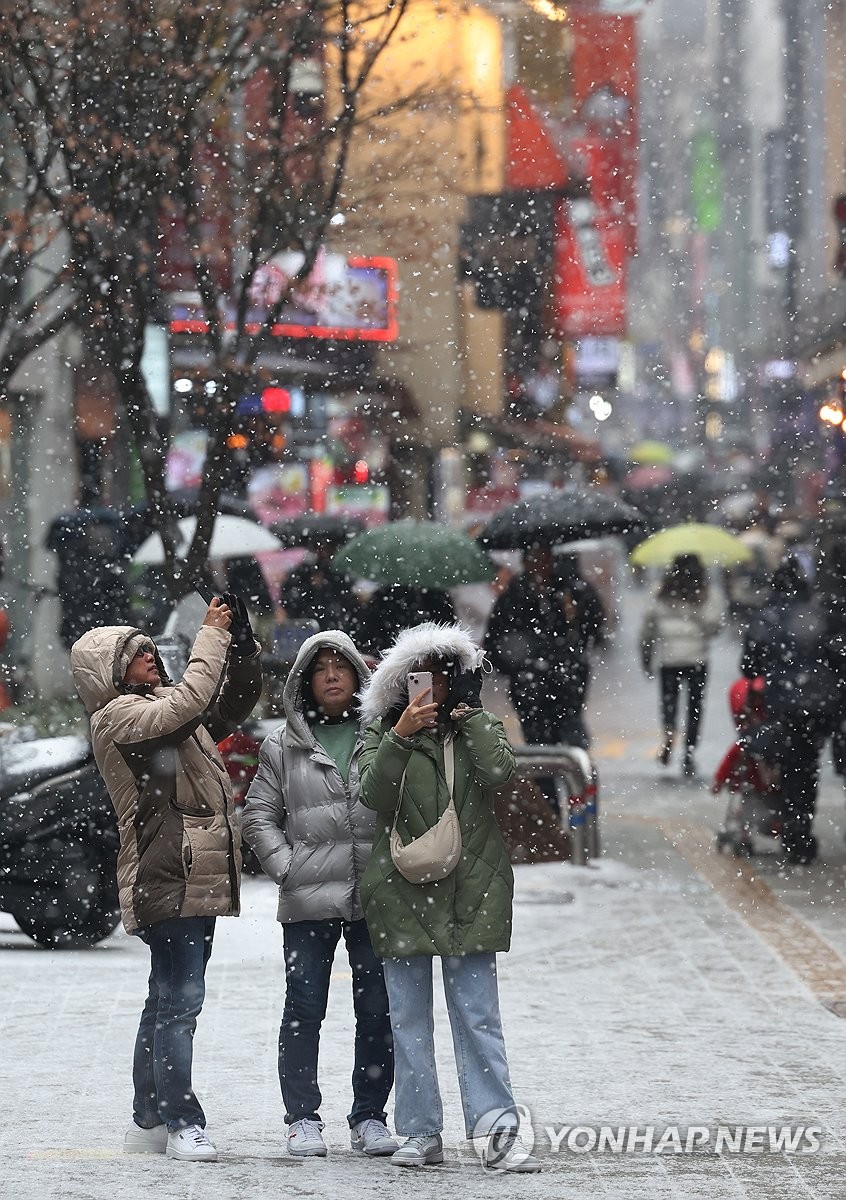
[271,513,366,549]
[477,486,644,550]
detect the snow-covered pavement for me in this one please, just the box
[3,843,846,1199]
[5,589,846,1197]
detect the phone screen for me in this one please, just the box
[407,671,433,704]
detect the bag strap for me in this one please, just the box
[392,734,455,837]
[443,734,455,798]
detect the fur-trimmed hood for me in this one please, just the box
[358,622,484,725]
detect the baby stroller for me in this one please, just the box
[714,677,783,857]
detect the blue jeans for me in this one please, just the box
[280,918,393,1127]
[132,916,215,1131]
[382,953,516,1138]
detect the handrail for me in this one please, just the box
[512,743,600,865]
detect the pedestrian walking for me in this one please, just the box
[639,553,723,777]
[741,555,839,864]
[241,631,397,1160]
[69,596,262,1162]
[484,545,600,756]
[357,622,540,1173]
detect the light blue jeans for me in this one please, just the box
[382,953,516,1138]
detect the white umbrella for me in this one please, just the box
[131,515,283,564]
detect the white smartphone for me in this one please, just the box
[407,671,433,704]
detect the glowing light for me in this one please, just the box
[521,0,568,22]
[589,393,613,422]
[820,403,845,426]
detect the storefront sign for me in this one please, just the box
[169,252,398,342]
[552,200,627,338]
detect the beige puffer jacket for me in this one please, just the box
[71,624,262,935]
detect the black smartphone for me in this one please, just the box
[194,581,217,605]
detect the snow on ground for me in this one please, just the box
[3,842,846,1199]
[5,594,846,1197]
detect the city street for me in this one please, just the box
[4,581,846,1199]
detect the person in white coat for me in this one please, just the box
[640,554,724,777]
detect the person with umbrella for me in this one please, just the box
[278,534,361,636]
[639,553,724,777]
[484,544,601,811]
[331,520,494,657]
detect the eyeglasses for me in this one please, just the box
[134,644,154,659]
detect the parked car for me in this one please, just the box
[0,728,120,948]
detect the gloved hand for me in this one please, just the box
[449,667,483,711]
[223,592,257,658]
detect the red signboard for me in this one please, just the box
[552,198,627,338]
[569,11,639,257]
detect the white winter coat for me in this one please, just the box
[640,592,724,669]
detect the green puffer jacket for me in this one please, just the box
[359,707,516,959]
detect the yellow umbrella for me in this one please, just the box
[627,440,675,466]
[630,523,754,567]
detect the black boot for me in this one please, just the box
[682,747,696,778]
[657,732,673,766]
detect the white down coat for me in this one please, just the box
[640,592,724,669]
[241,630,376,923]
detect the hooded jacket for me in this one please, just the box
[241,630,376,923]
[357,623,515,958]
[71,624,262,935]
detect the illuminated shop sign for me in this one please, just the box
[169,251,398,342]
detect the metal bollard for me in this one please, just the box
[512,744,600,866]
[565,781,588,865]
[584,765,600,860]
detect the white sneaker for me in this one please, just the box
[350,1119,399,1156]
[123,1123,167,1154]
[166,1125,218,1162]
[287,1118,327,1157]
[483,1130,541,1173]
[391,1134,444,1167]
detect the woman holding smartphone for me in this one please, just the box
[357,622,540,1173]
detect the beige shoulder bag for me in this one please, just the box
[389,736,462,885]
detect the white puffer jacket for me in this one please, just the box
[640,592,724,668]
[241,630,376,923]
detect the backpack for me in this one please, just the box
[766,647,839,733]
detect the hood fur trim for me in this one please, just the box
[358,622,484,725]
